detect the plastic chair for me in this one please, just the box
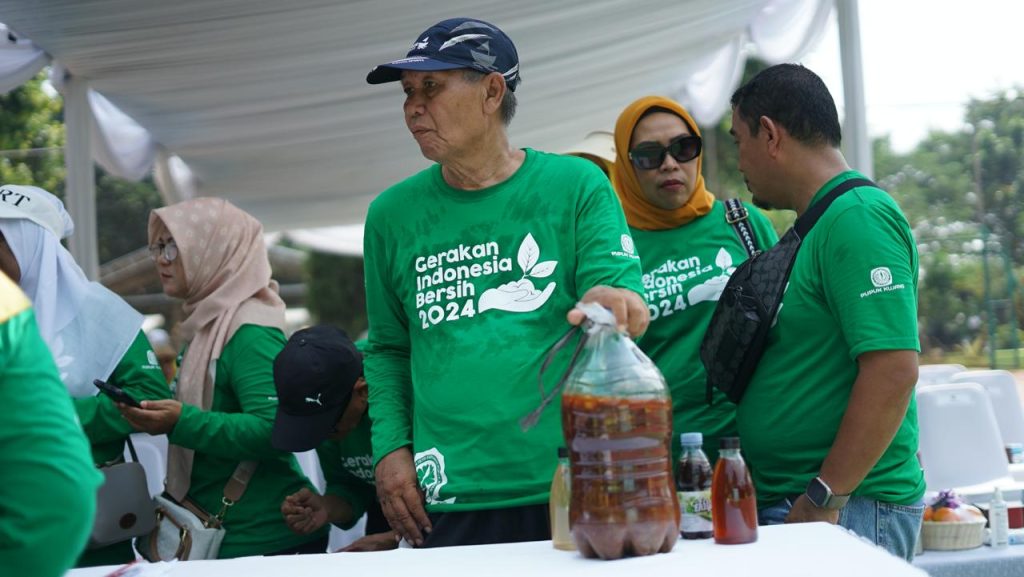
[951,370,1024,445]
[916,383,1017,500]
[124,433,168,498]
[916,363,967,387]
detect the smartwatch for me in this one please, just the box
[805,476,850,510]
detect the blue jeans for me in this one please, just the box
[759,495,924,561]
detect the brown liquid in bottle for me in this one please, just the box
[563,393,680,559]
[711,437,757,545]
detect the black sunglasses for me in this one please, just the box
[629,134,702,170]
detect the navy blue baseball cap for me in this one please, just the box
[366,17,521,91]
[271,325,363,452]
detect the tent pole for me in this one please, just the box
[836,0,872,179]
[64,73,100,280]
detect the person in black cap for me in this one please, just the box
[273,325,396,552]
[363,17,647,548]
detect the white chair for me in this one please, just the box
[916,363,967,387]
[916,382,1019,501]
[951,370,1024,445]
[125,433,168,498]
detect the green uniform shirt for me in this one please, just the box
[364,149,645,512]
[76,330,172,465]
[0,280,103,577]
[316,413,375,529]
[737,171,925,508]
[632,200,777,464]
[170,324,327,558]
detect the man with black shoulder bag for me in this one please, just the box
[701,63,924,561]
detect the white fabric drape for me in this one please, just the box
[0,0,836,231]
[0,24,47,94]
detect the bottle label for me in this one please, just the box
[678,489,713,532]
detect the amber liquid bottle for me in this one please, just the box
[677,432,713,539]
[550,447,575,551]
[711,437,758,544]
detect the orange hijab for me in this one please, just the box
[150,197,285,500]
[611,96,714,230]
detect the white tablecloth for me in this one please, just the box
[913,544,1024,577]
[67,522,925,577]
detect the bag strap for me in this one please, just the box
[724,198,761,258]
[793,177,876,238]
[125,436,140,463]
[209,460,259,526]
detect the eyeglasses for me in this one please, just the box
[148,241,178,263]
[629,134,702,170]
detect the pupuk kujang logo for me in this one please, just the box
[620,234,635,255]
[415,447,456,505]
[870,267,893,288]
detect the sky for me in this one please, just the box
[800,0,1024,153]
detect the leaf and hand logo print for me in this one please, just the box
[478,233,558,313]
[686,247,734,305]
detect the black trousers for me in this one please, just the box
[421,503,550,548]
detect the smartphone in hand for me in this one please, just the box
[94,379,142,408]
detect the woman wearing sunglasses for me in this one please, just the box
[120,197,328,558]
[611,97,778,465]
[0,184,171,567]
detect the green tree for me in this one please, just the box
[0,72,65,192]
[305,252,367,339]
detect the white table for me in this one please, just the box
[913,544,1024,577]
[67,523,925,577]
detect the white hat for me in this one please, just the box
[563,131,616,174]
[0,184,74,239]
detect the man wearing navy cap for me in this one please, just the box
[272,325,396,552]
[363,18,648,548]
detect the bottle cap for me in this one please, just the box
[994,486,1005,503]
[720,436,741,449]
[680,432,703,446]
[558,447,568,459]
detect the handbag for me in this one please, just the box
[88,437,157,549]
[700,178,875,404]
[141,460,258,561]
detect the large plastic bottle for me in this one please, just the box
[711,436,757,544]
[677,432,713,539]
[550,447,575,551]
[562,303,679,560]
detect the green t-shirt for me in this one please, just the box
[0,281,103,577]
[76,330,172,465]
[364,149,645,512]
[632,200,777,464]
[737,171,925,508]
[316,413,376,529]
[169,324,327,558]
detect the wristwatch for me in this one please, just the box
[805,476,850,510]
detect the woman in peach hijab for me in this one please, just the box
[611,96,778,466]
[121,197,327,557]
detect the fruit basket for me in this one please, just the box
[921,520,986,550]
[921,489,988,551]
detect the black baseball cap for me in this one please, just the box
[366,17,521,91]
[271,325,363,452]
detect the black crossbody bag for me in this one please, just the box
[700,178,875,405]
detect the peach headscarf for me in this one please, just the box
[150,197,285,500]
[611,96,714,230]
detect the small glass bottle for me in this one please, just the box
[711,437,758,545]
[677,432,713,539]
[990,486,1010,549]
[550,447,575,551]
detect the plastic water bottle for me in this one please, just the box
[990,487,1010,549]
[677,432,713,539]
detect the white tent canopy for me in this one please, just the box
[0,0,863,263]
